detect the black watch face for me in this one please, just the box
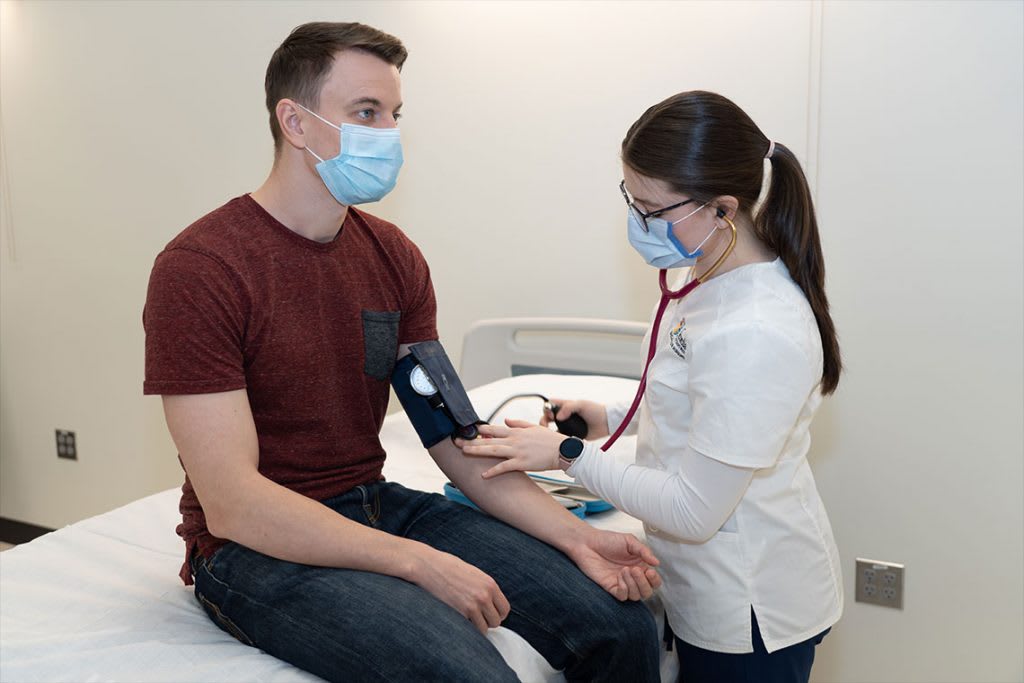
[560,437,585,459]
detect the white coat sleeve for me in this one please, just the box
[569,443,754,543]
[604,399,639,437]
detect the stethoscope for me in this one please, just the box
[601,213,738,452]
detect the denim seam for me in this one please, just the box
[194,556,258,647]
[508,603,586,662]
[201,544,230,574]
[195,589,255,647]
[196,557,233,591]
[371,486,381,524]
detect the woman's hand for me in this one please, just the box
[541,398,611,439]
[455,419,564,478]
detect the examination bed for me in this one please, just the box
[0,318,678,682]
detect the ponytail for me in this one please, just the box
[754,142,842,394]
[622,91,842,393]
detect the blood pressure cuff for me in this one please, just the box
[391,341,482,448]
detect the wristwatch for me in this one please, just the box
[557,436,585,470]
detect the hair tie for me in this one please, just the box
[765,140,776,159]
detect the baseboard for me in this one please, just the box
[0,517,55,544]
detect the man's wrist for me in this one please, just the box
[554,518,596,558]
[394,539,433,584]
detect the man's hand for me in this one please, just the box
[566,528,662,601]
[406,544,511,634]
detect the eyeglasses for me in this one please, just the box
[619,179,697,233]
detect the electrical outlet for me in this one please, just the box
[855,558,904,609]
[56,429,77,460]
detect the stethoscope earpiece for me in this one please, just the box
[716,207,726,218]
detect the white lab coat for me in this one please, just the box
[572,258,843,653]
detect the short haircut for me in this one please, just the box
[264,22,407,151]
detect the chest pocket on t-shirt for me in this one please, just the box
[361,310,402,381]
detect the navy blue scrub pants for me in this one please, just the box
[675,608,831,683]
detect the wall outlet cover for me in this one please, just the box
[855,558,904,609]
[56,429,77,460]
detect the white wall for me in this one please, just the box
[0,1,1020,681]
[809,3,1024,681]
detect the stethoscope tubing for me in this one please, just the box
[601,216,738,452]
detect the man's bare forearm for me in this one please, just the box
[429,439,590,555]
[211,471,434,580]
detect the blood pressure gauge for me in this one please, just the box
[409,362,478,440]
[409,364,438,397]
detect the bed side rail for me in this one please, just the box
[459,317,647,389]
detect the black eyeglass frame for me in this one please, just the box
[619,179,698,233]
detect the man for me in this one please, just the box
[144,21,661,682]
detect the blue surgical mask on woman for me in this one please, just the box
[627,203,715,269]
[296,103,403,206]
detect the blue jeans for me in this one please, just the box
[192,481,659,682]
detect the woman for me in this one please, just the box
[456,91,843,683]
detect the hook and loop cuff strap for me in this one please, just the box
[391,341,483,448]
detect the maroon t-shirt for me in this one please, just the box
[143,195,437,584]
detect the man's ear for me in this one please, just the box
[276,99,307,151]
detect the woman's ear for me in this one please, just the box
[711,196,740,222]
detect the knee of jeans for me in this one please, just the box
[568,591,657,650]
[579,597,658,655]
[618,600,659,648]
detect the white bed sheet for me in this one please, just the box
[1,374,673,683]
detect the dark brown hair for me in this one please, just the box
[622,91,841,394]
[264,22,407,151]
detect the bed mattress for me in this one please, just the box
[1,374,675,682]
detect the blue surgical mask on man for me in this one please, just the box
[627,203,715,269]
[296,103,403,206]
